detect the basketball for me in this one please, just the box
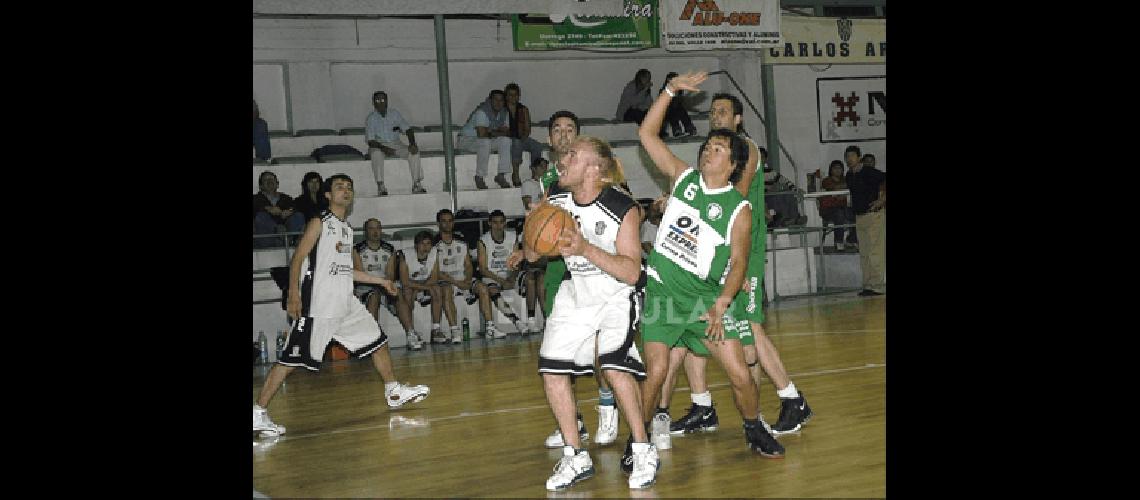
[523,203,575,256]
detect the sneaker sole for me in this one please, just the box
[388,392,429,408]
[748,445,786,459]
[670,425,718,435]
[546,467,594,491]
[254,428,284,437]
[771,412,813,436]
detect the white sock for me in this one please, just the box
[385,381,399,393]
[777,382,798,399]
[431,323,440,331]
[691,391,712,407]
[486,320,495,329]
[632,442,651,454]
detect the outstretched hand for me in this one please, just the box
[668,71,709,94]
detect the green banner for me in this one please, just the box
[512,0,659,51]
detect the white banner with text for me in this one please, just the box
[660,0,781,51]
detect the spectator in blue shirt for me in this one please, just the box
[253,100,272,162]
[365,91,424,196]
[457,90,514,190]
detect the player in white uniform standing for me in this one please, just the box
[508,136,657,491]
[354,218,423,350]
[253,174,430,437]
[474,209,525,338]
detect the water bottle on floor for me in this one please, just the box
[257,331,269,365]
[275,330,286,361]
[462,318,470,341]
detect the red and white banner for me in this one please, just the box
[660,0,781,51]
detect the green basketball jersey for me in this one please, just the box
[540,162,559,192]
[744,137,767,253]
[646,168,751,302]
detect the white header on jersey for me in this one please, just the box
[546,185,638,307]
[407,246,437,282]
[434,236,468,279]
[302,211,356,318]
[479,230,517,279]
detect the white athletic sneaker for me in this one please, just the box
[628,442,659,489]
[450,328,462,344]
[488,323,506,339]
[546,446,595,491]
[407,332,424,351]
[651,412,672,450]
[544,417,589,448]
[253,404,285,437]
[386,382,431,408]
[528,317,542,334]
[595,405,620,445]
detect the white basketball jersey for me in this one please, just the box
[301,210,356,318]
[407,247,437,282]
[546,184,638,308]
[354,240,396,293]
[479,230,517,280]
[434,234,468,280]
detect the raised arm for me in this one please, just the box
[638,71,708,184]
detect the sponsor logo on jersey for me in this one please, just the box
[707,203,723,221]
[595,221,607,235]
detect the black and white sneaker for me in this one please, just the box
[771,392,814,435]
[669,403,719,435]
[744,421,785,458]
[621,436,634,475]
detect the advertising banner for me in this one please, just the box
[512,0,659,51]
[660,0,781,51]
[765,16,886,64]
[817,76,886,143]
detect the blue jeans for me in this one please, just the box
[253,211,305,248]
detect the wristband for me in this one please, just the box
[663,85,675,98]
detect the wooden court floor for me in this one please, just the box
[252,294,885,498]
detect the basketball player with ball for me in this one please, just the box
[531,111,623,453]
[508,136,658,490]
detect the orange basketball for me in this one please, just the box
[524,203,575,257]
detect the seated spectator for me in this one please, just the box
[457,90,513,190]
[365,91,424,196]
[762,149,805,228]
[659,72,697,138]
[615,68,654,126]
[819,160,856,251]
[252,171,304,248]
[354,218,424,351]
[253,100,272,162]
[474,210,526,338]
[504,83,547,188]
[292,171,324,222]
[402,229,443,325]
[520,157,548,213]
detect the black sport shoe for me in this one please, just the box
[621,436,634,475]
[669,404,719,435]
[772,392,814,435]
[858,289,883,296]
[744,421,785,458]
